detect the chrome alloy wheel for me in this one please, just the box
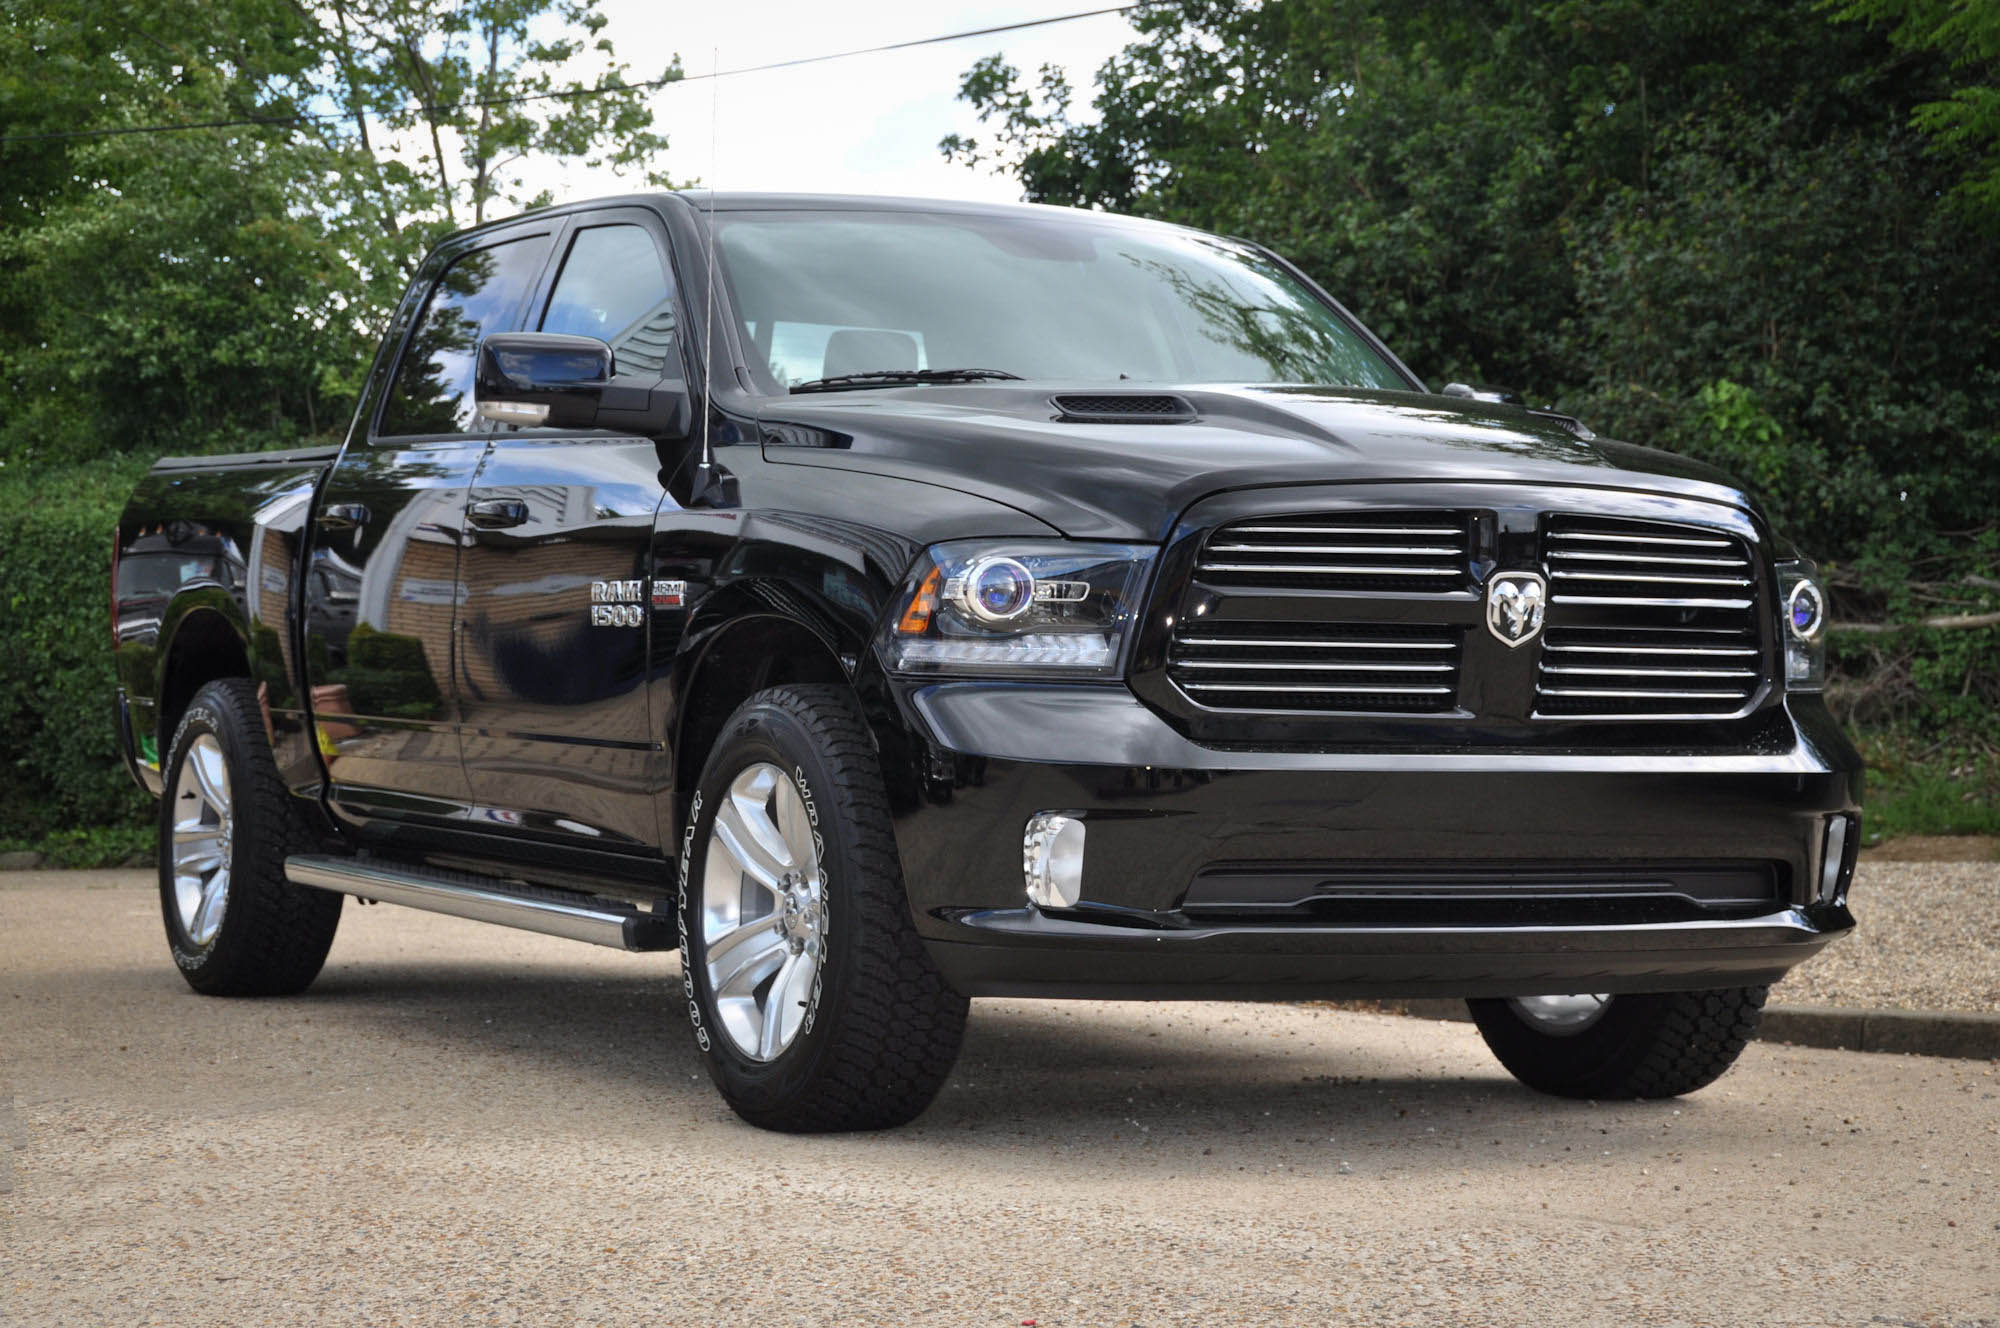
[1509,993,1612,1036]
[171,733,234,947]
[701,762,827,1062]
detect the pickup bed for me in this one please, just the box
[114,192,1861,1131]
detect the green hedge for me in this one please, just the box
[0,455,156,847]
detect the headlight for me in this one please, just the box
[879,540,1155,678]
[1777,559,1827,691]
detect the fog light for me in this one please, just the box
[1023,812,1086,910]
[1819,814,1852,903]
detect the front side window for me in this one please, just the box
[379,233,552,437]
[540,224,678,378]
[715,210,1408,392]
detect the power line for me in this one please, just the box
[0,3,1162,147]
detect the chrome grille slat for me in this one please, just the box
[1232,524,1461,537]
[1549,530,1734,549]
[1558,594,1754,610]
[1549,549,1748,568]
[1176,659,1455,673]
[1174,636,1456,650]
[1180,682,1455,696]
[1208,542,1463,556]
[1551,569,1752,587]
[1198,562,1464,577]
[1541,687,1747,699]
[1542,665,1758,679]
[1536,515,1766,719]
[1194,511,1472,594]
[1547,644,1757,657]
[1167,614,1463,714]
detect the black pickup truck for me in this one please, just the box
[113,192,1861,1131]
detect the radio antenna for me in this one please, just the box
[698,45,719,473]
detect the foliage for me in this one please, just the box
[1856,733,2000,841]
[0,0,680,465]
[0,454,155,842]
[1835,0,2000,234]
[0,823,154,869]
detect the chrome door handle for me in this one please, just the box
[467,498,530,529]
[316,503,370,530]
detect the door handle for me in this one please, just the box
[316,502,370,531]
[467,498,530,529]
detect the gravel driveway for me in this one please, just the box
[4,877,1997,1327]
[1777,859,2000,1013]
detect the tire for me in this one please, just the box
[677,684,967,1132]
[159,678,342,996]
[1467,986,1768,1099]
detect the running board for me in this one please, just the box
[284,855,674,951]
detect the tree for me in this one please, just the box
[0,0,681,460]
[944,0,1999,597]
[1836,0,2000,234]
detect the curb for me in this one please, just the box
[1381,998,2000,1062]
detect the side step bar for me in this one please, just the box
[285,855,674,951]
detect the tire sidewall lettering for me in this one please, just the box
[678,788,711,1053]
[790,763,826,1041]
[680,724,834,1066]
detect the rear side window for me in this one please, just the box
[539,224,678,378]
[379,234,552,437]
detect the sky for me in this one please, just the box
[519,1,1142,205]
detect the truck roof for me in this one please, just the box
[448,189,1198,243]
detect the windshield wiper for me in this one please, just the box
[789,368,1023,394]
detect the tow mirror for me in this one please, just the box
[475,333,692,439]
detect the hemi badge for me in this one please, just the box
[652,579,688,610]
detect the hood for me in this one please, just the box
[755,383,1755,542]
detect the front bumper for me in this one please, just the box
[883,682,1861,1000]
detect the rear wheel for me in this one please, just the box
[678,684,966,1132]
[159,678,342,995]
[1467,986,1768,1099]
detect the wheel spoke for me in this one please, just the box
[728,774,797,874]
[758,952,801,1059]
[774,780,817,883]
[190,741,229,814]
[713,929,787,999]
[173,820,222,873]
[705,911,779,965]
[191,869,229,944]
[711,800,784,896]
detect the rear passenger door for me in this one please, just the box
[303,223,555,828]
[453,209,687,849]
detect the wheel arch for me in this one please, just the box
[156,595,254,757]
[670,607,855,823]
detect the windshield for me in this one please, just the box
[712,209,1409,393]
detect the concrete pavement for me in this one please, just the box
[3,880,1996,1326]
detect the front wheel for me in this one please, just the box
[1467,986,1768,1099]
[678,684,967,1132]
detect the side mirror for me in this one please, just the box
[475,332,692,439]
[1441,381,1525,406]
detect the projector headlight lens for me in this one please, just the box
[954,556,1036,624]
[881,540,1155,678]
[1778,559,1828,691]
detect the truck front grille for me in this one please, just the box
[1193,511,1471,592]
[1167,620,1462,713]
[1535,516,1763,718]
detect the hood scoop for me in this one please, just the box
[1050,393,1196,424]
